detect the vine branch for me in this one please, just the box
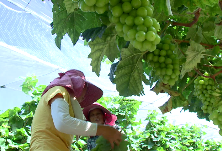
[174,39,222,49]
[219,1,222,10]
[171,8,201,27]
[194,68,222,81]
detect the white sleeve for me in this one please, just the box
[51,98,97,136]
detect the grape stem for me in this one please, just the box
[174,39,222,49]
[194,68,222,81]
[170,8,201,27]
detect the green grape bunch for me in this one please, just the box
[193,74,222,136]
[108,0,161,52]
[79,0,109,14]
[145,35,180,86]
[193,75,217,114]
[92,134,129,151]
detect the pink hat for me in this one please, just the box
[42,69,103,108]
[83,102,117,126]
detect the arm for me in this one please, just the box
[51,97,122,148]
[51,98,97,136]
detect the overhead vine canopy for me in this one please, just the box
[45,0,222,135]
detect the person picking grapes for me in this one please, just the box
[30,69,122,151]
[83,103,120,151]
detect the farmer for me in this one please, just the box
[30,69,122,151]
[83,102,119,151]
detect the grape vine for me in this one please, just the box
[47,0,222,136]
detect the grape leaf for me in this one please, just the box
[114,44,144,97]
[186,27,203,43]
[88,27,119,76]
[153,0,169,21]
[201,31,217,45]
[214,25,222,39]
[63,0,78,14]
[214,59,222,66]
[51,1,101,49]
[81,25,107,42]
[180,41,206,78]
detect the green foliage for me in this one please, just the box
[114,44,146,96]
[88,25,120,76]
[180,41,206,78]
[92,134,129,151]
[48,0,222,126]
[138,110,222,151]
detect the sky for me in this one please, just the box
[0,0,221,141]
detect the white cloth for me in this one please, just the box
[51,98,97,136]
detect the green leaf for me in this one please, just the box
[153,0,169,21]
[88,27,119,76]
[186,27,203,43]
[81,25,107,42]
[0,138,5,145]
[214,59,222,66]
[63,0,79,14]
[214,25,222,39]
[180,41,205,78]
[52,3,102,49]
[114,44,144,97]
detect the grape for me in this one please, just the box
[84,0,96,6]
[137,7,147,17]
[148,26,157,33]
[131,0,141,9]
[123,24,131,33]
[137,25,147,32]
[109,15,119,23]
[144,16,153,27]
[122,2,133,13]
[115,23,123,32]
[136,31,146,42]
[127,29,137,40]
[134,16,144,25]
[119,13,128,24]
[109,0,120,6]
[142,40,152,50]
[96,0,108,7]
[125,16,135,26]
[95,5,108,14]
[112,5,123,17]
[154,49,160,55]
[80,1,91,12]
[152,55,159,62]
[141,0,150,6]
[146,31,156,41]
[162,44,169,50]
[129,9,137,17]
[152,35,161,45]
[159,56,165,63]
[160,50,167,56]
[133,40,142,49]
[146,52,153,61]
[145,6,153,16]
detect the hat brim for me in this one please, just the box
[83,103,117,126]
[83,103,111,120]
[79,81,103,108]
